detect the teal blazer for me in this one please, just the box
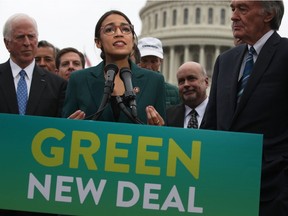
[62,61,166,124]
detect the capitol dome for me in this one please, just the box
[139,0,234,84]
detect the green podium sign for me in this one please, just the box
[0,114,262,215]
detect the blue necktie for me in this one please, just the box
[17,70,28,115]
[237,46,256,103]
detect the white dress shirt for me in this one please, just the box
[11,59,35,96]
[184,97,209,128]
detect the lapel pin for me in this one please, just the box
[133,87,140,94]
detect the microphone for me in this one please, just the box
[92,63,119,120]
[116,96,144,124]
[120,67,137,118]
[105,63,119,93]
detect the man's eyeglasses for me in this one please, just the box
[100,24,134,36]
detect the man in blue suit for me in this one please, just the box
[201,1,288,215]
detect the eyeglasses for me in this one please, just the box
[100,24,134,36]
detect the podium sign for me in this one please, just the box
[0,114,262,215]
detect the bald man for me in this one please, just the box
[166,61,209,128]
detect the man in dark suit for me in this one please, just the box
[0,13,67,118]
[0,13,66,215]
[201,1,288,215]
[166,61,208,128]
[35,40,58,73]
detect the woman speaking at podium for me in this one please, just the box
[62,10,166,126]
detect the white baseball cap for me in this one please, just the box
[138,37,163,59]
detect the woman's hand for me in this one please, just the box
[146,105,165,126]
[67,110,86,120]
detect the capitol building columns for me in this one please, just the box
[184,45,190,63]
[199,45,205,68]
[168,46,176,83]
[139,0,235,85]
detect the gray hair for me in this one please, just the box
[261,0,284,30]
[3,13,38,40]
[38,40,58,58]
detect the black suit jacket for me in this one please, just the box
[166,103,185,127]
[202,32,288,159]
[201,32,288,207]
[0,60,67,117]
[0,61,66,215]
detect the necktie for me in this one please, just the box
[17,70,28,115]
[237,46,256,103]
[187,109,198,129]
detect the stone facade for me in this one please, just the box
[139,0,234,84]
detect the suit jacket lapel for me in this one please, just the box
[175,104,186,127]
[0,61,19,113]
[87,63,106,107]
[216,45,246,129]
[84,62,156,121]
[221,45,246,129]
[26,66,47,115]
[241,32,279,105]
[230,46,246,111]
[232,32,280,124]
[130,63,146,102]
[86,62,148,104]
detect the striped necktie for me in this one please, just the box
[237,46,256,103]
[187,109,198,129]
[17,70,28,115]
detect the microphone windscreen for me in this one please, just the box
[105,63,119,74]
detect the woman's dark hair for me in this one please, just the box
[94,10,137,60]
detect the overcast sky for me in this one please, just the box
[0,0,287,65]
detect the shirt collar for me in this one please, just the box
[10,59,35,80]
[248,30,274,55]
[184,97,209,118]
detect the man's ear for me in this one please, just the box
[4,38,11,51]
[264,10,275,23]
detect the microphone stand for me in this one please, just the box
[91,80,114,121]
[116,96,144,124]
[123,90,137,118]
[92,64,118,121]
[119,67,139,121]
